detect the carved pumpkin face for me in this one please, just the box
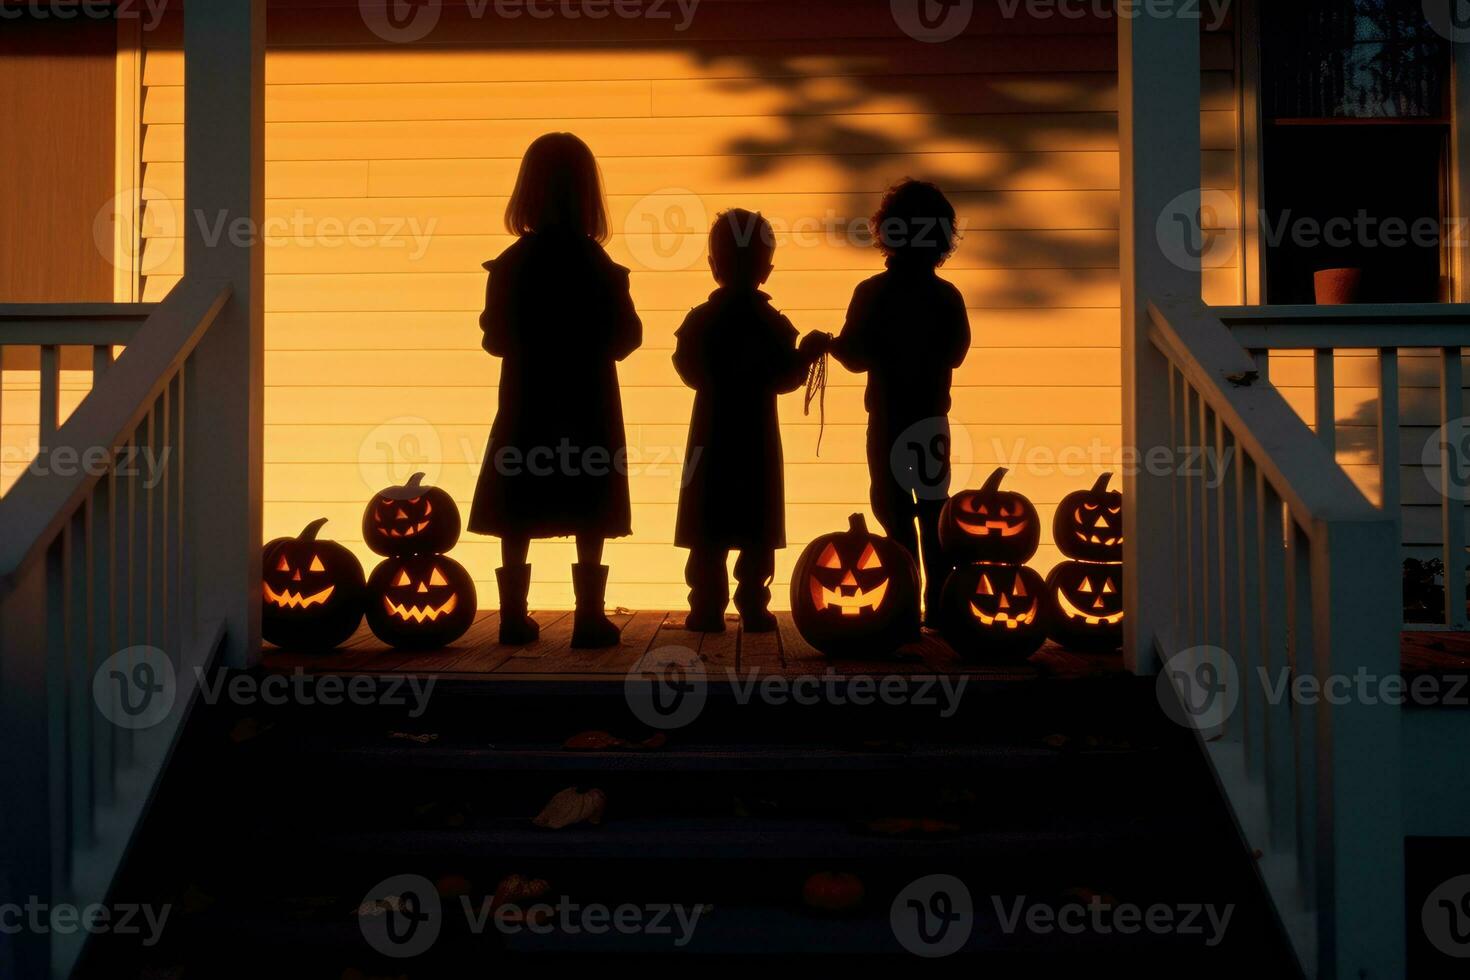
[1044,561,1124,652]
[939,468,1040,565]
[808,539,890,616]
[790,514,920,656]
[366,554,477,649]
[362,472,461,557]
[261,518,366,650]
[1055,473,1123,562]
[939,563,1048,660]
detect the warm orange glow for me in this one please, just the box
[123,11,1253,608]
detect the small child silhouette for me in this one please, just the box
[469,132,641,649]
[674,209,827,632]
[829,179,971,625]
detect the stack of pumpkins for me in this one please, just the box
[1042,473,1123,652]
[936,467,1049,660]
[361,472,477,649]
[261,473,480,652]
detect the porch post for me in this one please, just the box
[183,0,265,668]
[1118,8,1203,672]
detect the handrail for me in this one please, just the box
[1147,293,1404,980]
[1147,296,1383,528]
[1213,302,1470,630]
[0,278,233,978]
[1215,302,1470,349]
[0,281,229,593]
[0,303,157,346]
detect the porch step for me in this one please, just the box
[82,660,1300,976]
[245,731,1143,773]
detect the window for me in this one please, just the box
[1260,0,1450,304]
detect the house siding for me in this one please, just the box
[132,0,1238,609]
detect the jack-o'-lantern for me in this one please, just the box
[1043,561,1124,652]
[366,554,477,649]
[1055,472,1123,563]
[261,518,366,650]
[362,472,461,557]
[790,514,920,656]
[939,467,1040,565]
[939,563,1048,660]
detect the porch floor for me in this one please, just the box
[262,611,1124,682]
[261,616,1470,683]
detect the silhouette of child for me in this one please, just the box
[829,179,971,625]
[469,133,641,649]
[674,209,827,632]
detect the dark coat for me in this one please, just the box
[673,288,807,550]
[468,233,642,539]
[830,259,971,435]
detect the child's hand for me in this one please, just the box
[799,331,832,360]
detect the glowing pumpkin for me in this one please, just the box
[939,563,1048,660]
[789,514,920,656]
[366,554,477,649]
[1054,472,1123,563]
[1043,561,1123,652]
[261,518,366,650]
[938,467,1040,565]
[362,471,461,558]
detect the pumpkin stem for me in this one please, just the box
[980,467,1009,493]
[1092,472,1114,493]
[299,517,329,541]
[403,472,426,493]
[847,513,869,535]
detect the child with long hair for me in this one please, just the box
[469,133,642,648]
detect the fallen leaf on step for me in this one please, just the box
[563,730,669,751]
[532,787,607,829]
[228,715,273,744]
[387,731,439,744]
[863,817,962,837]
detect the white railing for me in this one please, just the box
[0,304,156,463]
[1147,296,1404,980]
[0,279,231,978]
[1217,303,1470,630]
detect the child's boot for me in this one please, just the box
[571,563,621,648]
[734,556,778,633]
[496,564,540,644]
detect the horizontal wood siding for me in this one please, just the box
[135,0,1238,608]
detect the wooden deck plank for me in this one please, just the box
[636,613,707,673]
[739,625,783,673]
[609,610,671,677]
[260,610,1146,681]
[382,614,508,675]
[473,610,573,672]
[776,611,826,674]
[500,611,636,674]
[697,616,740,673]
